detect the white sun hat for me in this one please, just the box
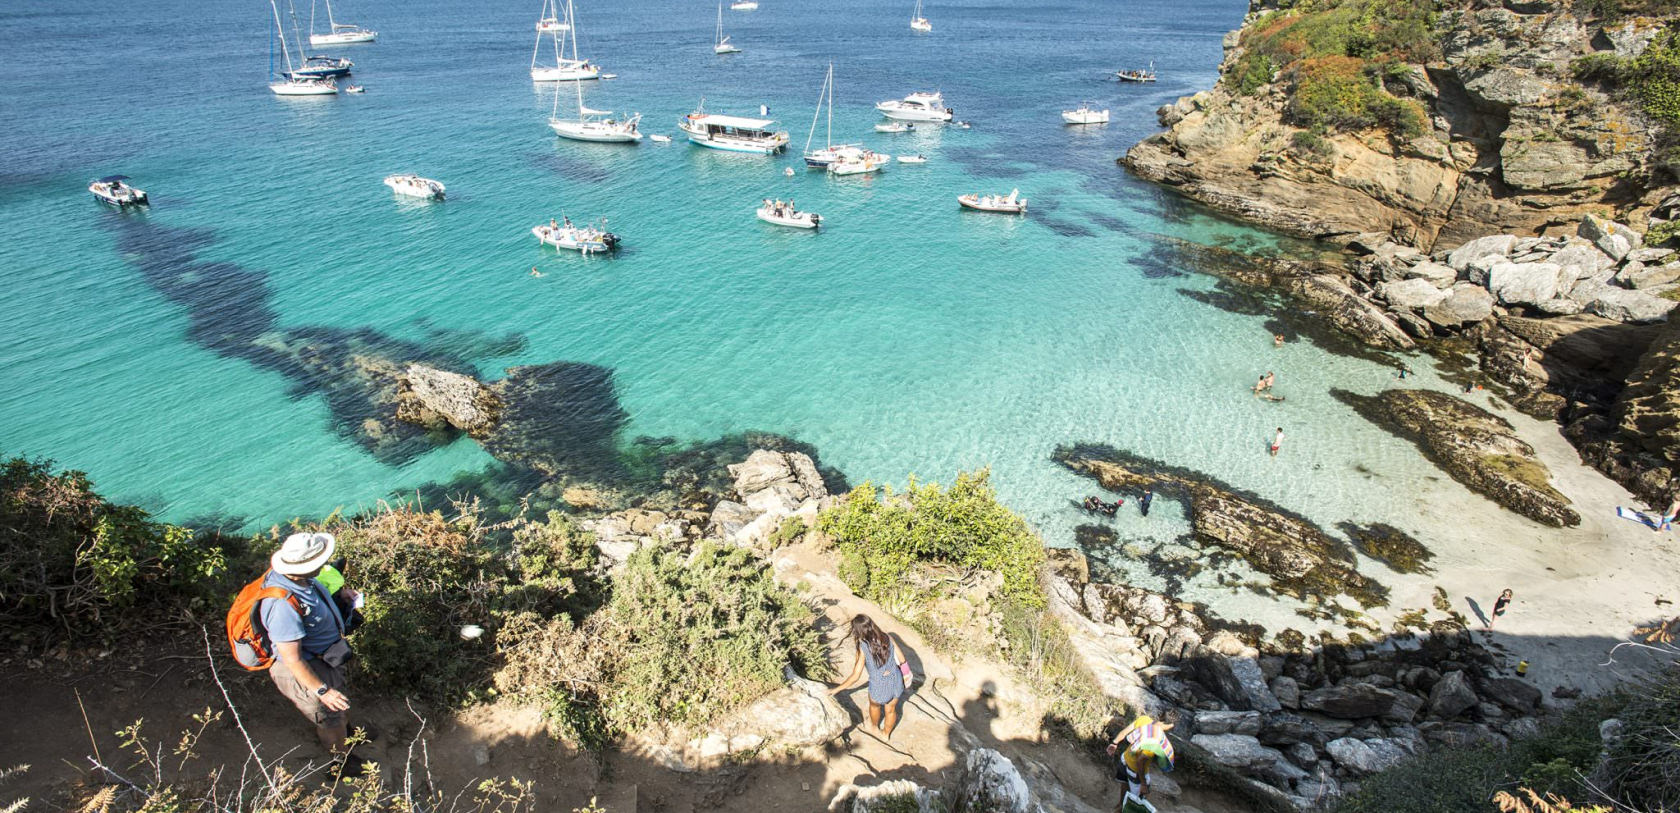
[272,532,336,575]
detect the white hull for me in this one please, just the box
[549,118,643,142]
[90,183,147,206]
[757,207,820,229]
[649,134,671,143]
[877,107,950,122]
[910,17,932,31]
[896,154,926,164]
[384,175,445,199]
[715,43,740,54]
[730,1,758,8]
[958,193,1026,214]
[271,79,338,95]
[310,30,376,45]
[684,133,785,153]
[875,95,953,122]
[828,157,885,176]
[1062,108,1109,125]
[532,64,601,81]
[533,224,619,253]
[536,20,569,32]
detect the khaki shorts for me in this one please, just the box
[270,657,347,728]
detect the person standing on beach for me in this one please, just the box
[1487,589,1513,629]
[1657,495,1678,533]
[1270,428,1284,457]
[829,614,912,740]
[1140,487,1153,518]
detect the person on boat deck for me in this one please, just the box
[550,218,557,229]
[563,216,572,228]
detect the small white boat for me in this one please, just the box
[730,0,758,9]
[896,154,927,164]
[958,189,1026,214]
[1062,103,1109,125]
[308,0,376,45]
[910,0,932,31]
[533,220,620,253]
[876,91,952,122]
[384,174,445,199]
[649,134,671,143]
[89,175,147,207]
[271,76,338,95]
[714,3,741,53]
[345,84,365,93]
[828,154,886,175]
[680,106,789,154]
[757,202,820,229]
[874,121,915,133]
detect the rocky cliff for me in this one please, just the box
[1123,0,1677,251]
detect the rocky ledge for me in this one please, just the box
[1048,548,1552,811]
[1336,389,1579,527]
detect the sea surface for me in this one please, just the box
[0,0,1468,605]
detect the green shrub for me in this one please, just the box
[1287,56,1427,137]
[0,455,241,645]
[1571,52,1628,84]
[818,469,1046,607]
[1630,27,1680,129]
[1648,219,1680,247]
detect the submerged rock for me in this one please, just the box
[1334,390,1579,527]
[394,363,502,436]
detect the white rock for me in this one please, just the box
[1487,262,1566,306]
[1579,214,1642,261]
[1549,242,1613,282]
[1447,235,1517,272]
[1424,284,1495,326]
[1326,737,1408,776]
[1587,287,1678,324]
[1196,710,1263,736]
[1191,733,1286,772]
[1402,261,1459,288]
[1380,277,1451,309]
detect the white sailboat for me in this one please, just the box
[910,0,932,32]
[270,0,337,96]
[532,0,602,82]
[802,64,869,169]
[308,0,376,45]
[535,0,570,32]
[730,0,758,9]
[714,3,741,54]
[548,79,642,142]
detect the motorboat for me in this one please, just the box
[1117,63,1157,83]
[896,154,927,164]
[269,0,339,95]
[308,0,376,45]
[346,84,365,93]
[679,106,789,154]
[384,174,445,199]
[804,144,876,168]
[828,153,886,175]
[89,176,147,207]
[757,202,820,229]
[649,134,671,143]
[548,66,642,142]
[875,91,952,122]
[532,0,603,82]
[910,0,932,31]
[958,189,1026,214]
[874,121,915,133]
[714,3,741,53]
[730,0,758,9]
[533,220,620,253]
[289,54,352,79]
[1062,104,1109,125]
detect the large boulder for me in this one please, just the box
[1587,287,1678,324]
[393,363,502,436]
[1479,676,1543,713]
[1300,683,1423,723]
[1447,235,1517,272]
[1487,262,1567,306]
[1191,733,1289,773]
[1549,242,1614,283]
[1326,737,1410,776]
[1404,261,1460,288]
[1579,214,1643,261]
[1336,390,1580,527]
[1380,277,1451,309]
[1427,670,1479,719]
[1425,284,1496,327]
[1284,274,1416,350]
[1196,710,1264,736]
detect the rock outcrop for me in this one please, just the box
[1335,389,1579,527]
[1568,316,1680,502]
[1121,0,1672,251]
[705,449,831,550]
[394,363,502,436]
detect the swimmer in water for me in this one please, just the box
[530,266,544,278]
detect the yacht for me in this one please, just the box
[289,54,352,79]
[535,0,570,33]
[308,0,376,45]
[548,81,642,142]
[730,0,758,9]
[384,174,445,199]
[910,0,932,32]
[876,91,952,122]
[532,0,602,82]
[757,202,820,229]
[714,4,741,53]
[958,189,1026,214]
[679,106,789,154]
[801,64,871,168]
[270,0,338,95]
[1061,104,1109,125]
[89,176,147,207]
[533,220,620,253]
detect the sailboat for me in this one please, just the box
[535,0,569,33]
[532,0,602,82]
[548,80,642,142]
[308,0,376,45]
[270,0,337,96]
[910,0,932,32]
[714,3,740,54]
[801,64,876,169]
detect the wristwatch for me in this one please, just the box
[316,686,330,697]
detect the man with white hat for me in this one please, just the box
[262,532,373,777]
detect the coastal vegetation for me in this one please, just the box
[1571,23,1680,161]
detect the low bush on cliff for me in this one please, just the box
[1287,56,1428,137]
[1571,24,1680,133]
[0,455,248,646]
[819,469,1045,608]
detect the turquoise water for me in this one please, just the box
[0,0,1465,591]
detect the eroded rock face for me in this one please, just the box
[394,363,502,436]
[1300,684,1422,723]
[1335,390,1579,527]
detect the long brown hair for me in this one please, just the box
[850,614,891,666]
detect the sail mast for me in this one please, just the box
[270,0,295,75]
[567,0,581,63]
[803,65,825,154]
[826,63,833,149]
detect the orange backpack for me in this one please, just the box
[225,570,303,671]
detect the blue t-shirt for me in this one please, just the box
[260,571,345,659]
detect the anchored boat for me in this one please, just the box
[532,0,602,82]
[1061,103,1109,124]
[714,3,741,53]
[876,91,952,122]
[384,174,445,199]
[679,105,789,154]
[89,176,147,207]
[958,189,1026,214]
[757,202,820,229]
[308,0,376,45]
[533,220,620,253]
